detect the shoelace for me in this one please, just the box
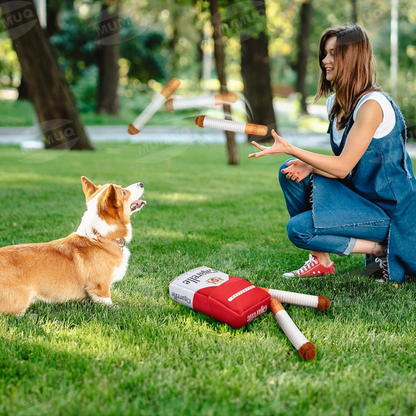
[375,257,390,281]
[296,254,318,274]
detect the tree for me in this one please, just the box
[18,0,63,101]
[96,2,120,115]
[167,4,180,77]
[209,0,239,165]
[240,0,276,143]
[0,0,94,150]
[295,0,312,115]
[17,75,29,100]
[18,0,72,101]
[351,0,358,23]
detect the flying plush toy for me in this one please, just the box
[128,78,181,135]
[195,115,268,136]
[165,93,237,111]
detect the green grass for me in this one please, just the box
[1,143,416,416]
[0,99,35,126]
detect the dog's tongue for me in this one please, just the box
[131,200,146,212]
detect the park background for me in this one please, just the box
[1,0,416,415]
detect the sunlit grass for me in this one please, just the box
[149,192,208,202]
[0,143,416,415]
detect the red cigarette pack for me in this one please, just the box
[169,266,271,328]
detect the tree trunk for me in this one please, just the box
[295,0,312,115]
[209,0,239,165]
[0,0,94,150]
[193,0,205,84]
[351,0,358,23]
[197,30,204,82]
[240,0,276,143]
[167,5,180,79]
[96,3,120,116]
[19,1,58,101]
[17,74,29,100]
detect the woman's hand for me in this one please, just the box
[248,129,291,158]
[281,159,313,182]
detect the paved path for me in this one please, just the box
[1,125,416,157]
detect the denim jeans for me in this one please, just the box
[278,161,391,256]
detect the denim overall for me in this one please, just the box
[311,92,416,282]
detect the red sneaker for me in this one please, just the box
[283,254,335,278]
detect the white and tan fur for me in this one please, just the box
[0,177,146,315]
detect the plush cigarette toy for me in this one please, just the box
[164,93,237,111]
[195,115,268,136]
[170,267,329,360]
[261,287,331,311]
[128,78,181,135]
[169,266,271,329]
[270,298,316,361]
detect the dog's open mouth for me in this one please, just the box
[130,200,146,213]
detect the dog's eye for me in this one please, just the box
[122,190,126,195]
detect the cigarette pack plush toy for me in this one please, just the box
[169,266,271,329]
[170,266,332,361]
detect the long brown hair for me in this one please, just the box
[315,25,381,130]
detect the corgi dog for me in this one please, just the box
[0,177,146,315]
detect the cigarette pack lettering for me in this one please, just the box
[169,266,271,328]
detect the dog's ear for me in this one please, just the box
[81,176,97,200]
[102,184,121,209]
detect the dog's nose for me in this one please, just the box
[138,182,144,188]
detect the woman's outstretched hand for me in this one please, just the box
[281,159,313,182]
[248,129,291,158]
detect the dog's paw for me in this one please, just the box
[15,309,27,317]
[95,297,113,306]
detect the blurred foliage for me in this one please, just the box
[71,65,99,113]
[48,2,167,111]
[50,10,97,85]
[119,30,166,82]
[0,38,20,87]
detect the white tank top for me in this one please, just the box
[326,92,396,146]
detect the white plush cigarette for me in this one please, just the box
[261,288,330,311]
[128,78,181,135]
[270,298,316,361]
[165,93,237,111]
[195,115,268,136]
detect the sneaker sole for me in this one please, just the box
[282,271,334,279]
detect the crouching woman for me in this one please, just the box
[249,25,416,283]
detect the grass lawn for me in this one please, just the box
[0,142,416,416]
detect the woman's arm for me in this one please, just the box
[312,167,339,178]
[249,100,383,179]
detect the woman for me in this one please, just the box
[249,25,416,283]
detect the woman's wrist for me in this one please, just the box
[286,143,295,156]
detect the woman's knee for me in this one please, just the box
[286,213,315,246]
